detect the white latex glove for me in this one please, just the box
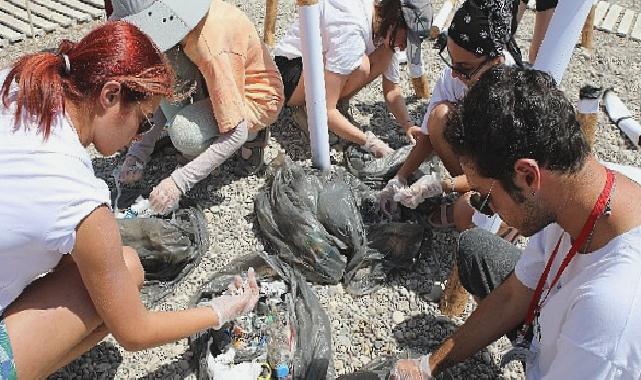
[118,154,145,184]
[379,176,407,217]
[389,355,432,380]
[404,125,422,146]
[210,268,260,330]
[149,177,182,215]
[394,173,443,209]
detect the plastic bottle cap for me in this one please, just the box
[275,363,289,378]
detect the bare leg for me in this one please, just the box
[529,8,556,63]
[287,45,395,106]
[3,247,144,380]
[453,192,476,232]
[427,103,464,176]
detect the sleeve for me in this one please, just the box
[323,24,367,76]
[171,120,249,193]
[420,69,452,135]
[44,158,111,254]
[382,52,402,84]
[195,52,247,134]
[514,229,549,290]
[243,30,285,129]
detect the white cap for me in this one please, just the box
[110,0,211,51]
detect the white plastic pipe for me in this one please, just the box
[432,0,454,37]
[604,90,641,147]
[533,0,595,84]
[297,0,331,170]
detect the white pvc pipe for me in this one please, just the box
[432,0,454,36]
[533,0,595,84]
[604,91,641,147]
[298,2,331,170]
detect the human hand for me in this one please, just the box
[394,173,443,209]
[149,177,182,215]
[389,355,432,380]
[404,126,423,146]
[118,155,145,184]
[209,268,260,329]
[380,176,407,217]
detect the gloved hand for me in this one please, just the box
[394,173,443,209]
[389,355,432,380]
[209,268,260,329]
[118,154,146,184]
[149,177,182,215]
[404,125,423,146]
[379,176,407,217]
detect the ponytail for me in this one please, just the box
[1,21,174,140]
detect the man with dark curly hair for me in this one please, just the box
[389,66,641,379]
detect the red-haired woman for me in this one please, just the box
[0,21,258,380]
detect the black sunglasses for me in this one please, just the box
[137,103,155,136]
[435,32,491,80]
[469,180,495,216]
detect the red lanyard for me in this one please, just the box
[518,168,616,341]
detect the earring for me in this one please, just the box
[531,191,536,197]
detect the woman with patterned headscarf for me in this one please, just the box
[380,0,522,238]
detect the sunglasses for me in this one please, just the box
[469,180,495,216]
[137,103,156,136]
[435,33,491,80]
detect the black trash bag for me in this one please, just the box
[189,252,333,380]
[117,208,209,302]
[255,156,428,295]
[344,145,439,191]
[345,145,412,190]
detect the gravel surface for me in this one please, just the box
[1,1,639,379]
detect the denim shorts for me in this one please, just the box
[0,319,17,380]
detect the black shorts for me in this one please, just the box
[275,56,303,104]
[521,0,557,12]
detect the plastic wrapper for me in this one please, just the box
[117,208,209,303]
[189,253,333,380]
[255,156,429,295]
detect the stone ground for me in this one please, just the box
[1,0,640,379]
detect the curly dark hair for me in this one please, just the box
[444,66,590,201]
[374,0,407,48]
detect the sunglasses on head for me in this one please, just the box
[469,180,495,216]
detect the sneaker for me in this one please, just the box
[361,131,393,158]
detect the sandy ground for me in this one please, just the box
[1,0,640,379]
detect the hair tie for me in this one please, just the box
[58,53,71,76]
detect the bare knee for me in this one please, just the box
[427,103,454,142]
[122,246,144,289]
[453,192,475,232]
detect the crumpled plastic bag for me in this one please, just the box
[255,156,429,295]
[190,252,333,380]
[118,208,209,303]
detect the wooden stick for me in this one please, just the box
[440,264,469,317]
[581,5,596,50]
[264,0,278,47]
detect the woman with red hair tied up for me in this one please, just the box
[0,21,258,380]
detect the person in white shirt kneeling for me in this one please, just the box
[390,66,641,379]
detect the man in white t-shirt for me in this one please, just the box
[274,0,433,158]
[389,66,641,379]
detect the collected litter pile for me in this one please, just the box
[189,253,332,380]
[114,195,209,304]
[254,155,432,296]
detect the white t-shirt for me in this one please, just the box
[420,53,516,135]
[515,164,641,380]
[273,0,402,84]
[0,70,110,315]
